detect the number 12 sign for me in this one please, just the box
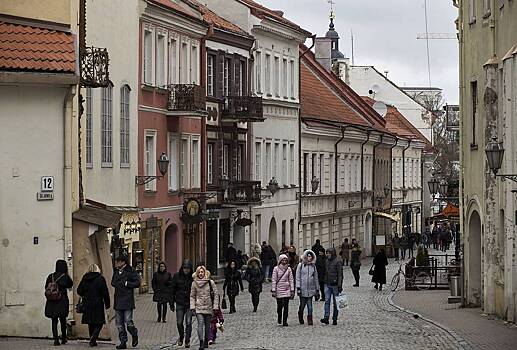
[41,176,54,192]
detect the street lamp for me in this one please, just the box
[439,180,449,197]
[383,185,391,197]
[268,177,280,196]
[428,177,440,195]
[311,176,320,194]
[135,152,170,186]
[484,137,517,182]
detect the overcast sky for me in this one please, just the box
[258,0,459,104]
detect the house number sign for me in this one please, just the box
[41,176,54,192]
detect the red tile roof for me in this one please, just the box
[300,46,387,130]
[185,0,248,35]
[238,0,311,36]
[0,21,76,74]
[148,0,200,19]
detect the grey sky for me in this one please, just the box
[258,0,459,104]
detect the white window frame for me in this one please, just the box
[265,142,271,183]
[255,51,262,94]
[224,58,230,97]
[191,42,199,84]
[255,141,262,182]
[207,143,213,184]
[86,87,93,168]
[319,154,324,194]
[144,130,157,191]
[274,142,279,180]
[290,60,295,99]
[274,56,280,97]
[180,41,189,84]
[282,58,288,98]
[168,36,178,84]
[329,153,335,193]
[156,31,167,87]
[143,25,155,85]
[207,55,215,96]
[282,143,287,186]
[289,143,295,185]
[191,136,201,188]
[120,85,130,167]
[180,136,190,189]
[168,133,179,192]
[239,60,245,96]
[101,84,113,167]
[265,53,271,95]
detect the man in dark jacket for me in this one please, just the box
[315,250,327,302]
[320,247,343,326]
[170,260,194,347]
[311,239,325,255]
[111,255,140,349]
[225,243,237,263]
[260,241,275,281]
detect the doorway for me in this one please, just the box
[164,223,178,273]
[468,210,482,306]
[364,212,372,256]
[268,217,278,253]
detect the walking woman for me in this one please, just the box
[371,249,388,291]
[271,254,294,327]
[190,266,219,350]
[77,264,110,347]
[350,240,362,287]
[244,257,264,312]
[152,262,172,323]
[44,259,73,346]
[223,261,244,314]
[296,250,319,325]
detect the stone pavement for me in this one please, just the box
[0,255,470,350]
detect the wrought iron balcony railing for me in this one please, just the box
[221,96,264,122]
[80,46,110,88]
[224,180,262,204]
[168,84,206,112]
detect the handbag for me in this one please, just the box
[221,293,228,310]
[75,297,84,314]
[368,265,375,276]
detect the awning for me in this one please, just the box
[73,205,122,228]
[374,212,399,222]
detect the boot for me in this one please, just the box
[53,339,61,346]
[61,336,67,345]
[277,314,282,326]
[320,317,329,325]
[307,315,313,325]
[332,319,338,326]
[198,340,204,350]
[116,344,127,350]
[298,311,304,325]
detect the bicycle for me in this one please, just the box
[390,262,432,291]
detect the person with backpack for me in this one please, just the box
[271,254,294,327]
[296,250,319,325]
[244,257,264,312]
[152,262,172,323]
[111,255,140,349]
[223,261,244,314]
[45,259,73,346]
[190,266,219,350]
[170,260,194,348]
[77,264,110,347]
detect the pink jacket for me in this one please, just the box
[271,254,294,298]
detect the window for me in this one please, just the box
[289,144,295,185]
[319,154,324,193]
[290,60,295,99]
[237,144,244,181]
[120,85,130,166]
[101,84,113,166]
[255,142,262,182]
[329,154,334,193]
[469,0,476,22]
[239,61,245,96]
[289,219,294,245]
[471,81,478,146]
[265,54,271,94]
[281,220,286,247]
[144,131,156,191]
[156,33,166,87]
[191,137,200,188]
[207,55,215,96]
[255,51,262,93]
[86,88,93,167]
[282,58,288,98]
[484,0,491,15]
[223,144,229,177]
[346,156,351,192]
[191,44,198,84]
[303,152,309,192]
[255,215,261,245]
[265,142,271,182]
[180,138,189,188]
[223,58,230,97]
[274,143,279,180]
[143,28,154,85]
[207,143,213,184]
[168,134,179,191]
[181,42,188,83]
[169,38,177,84]
[274,56,280,97]
[282,144,287,185]
[311,153,317,186]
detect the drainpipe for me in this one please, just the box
[298,35,317,226]
[360,130,371,209]
[390,137,399,209]
[63,85,76,269]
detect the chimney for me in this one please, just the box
[314,37,332,72]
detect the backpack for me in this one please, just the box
[45,273,64,301]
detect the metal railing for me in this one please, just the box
[405,253,461,290]
[221,96,264,122]
[80,46,110,88]
[168,84,206,112]
[224,180,262,203]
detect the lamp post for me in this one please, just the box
[485,137,517,182]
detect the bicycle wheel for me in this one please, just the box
[415,272,432,290]
[390,273,401,291]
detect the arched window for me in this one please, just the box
[120,85,131,166]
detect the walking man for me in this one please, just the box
[111,255,140,349]
[392,234,400,261]
[170,260,194,348]
[260,241,275,281]
[320,247,343,326]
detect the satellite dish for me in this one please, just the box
[368,84,381,97]
[373,101,388,118]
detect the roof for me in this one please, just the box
[238,0,311,36]
[148,0,201,19]
[0,21,76,74]
[184,0,248,35]
[300,45,386,130]
[73,205,122,228]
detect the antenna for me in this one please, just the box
[373,101,388,118]
[351,29,355,65]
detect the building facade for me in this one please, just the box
[458,0,517,322]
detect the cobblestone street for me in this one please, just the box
[0,257,471,350]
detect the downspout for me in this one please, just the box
[360,130,371,209]
[298,35,316,226]
[64,85,76,263]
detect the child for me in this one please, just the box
[208,306,224,345]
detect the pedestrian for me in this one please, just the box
[260,241,275,281]
[287,245,299,272]
[296,250,319,326]
[315,249,326,301]
[190,266,219,350]
[223,261,244,314]
[311,239,325,255]
[152,261,172,323]
[250,243,262,259]
[320,247,343,326]
[244,257,264,312]
[280,244,289,255]
[400,233,408,260]
[371,249,388,291]
[77,263,110,347]
[392,234,400,261]
[339,238,350,266]
[350,240,362,287]
[170,260,194,348]
[224,243,237,263]
[111,255,140,349]
[235,250,244,270]
[271,254,294,327]
[408,232,415,259]
[44,259,73,346]
[208,305,224,345]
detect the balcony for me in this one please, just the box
[224,180,262,204]
[80,46,110,88]
[221,96,264,122]
[168,84,206,112]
